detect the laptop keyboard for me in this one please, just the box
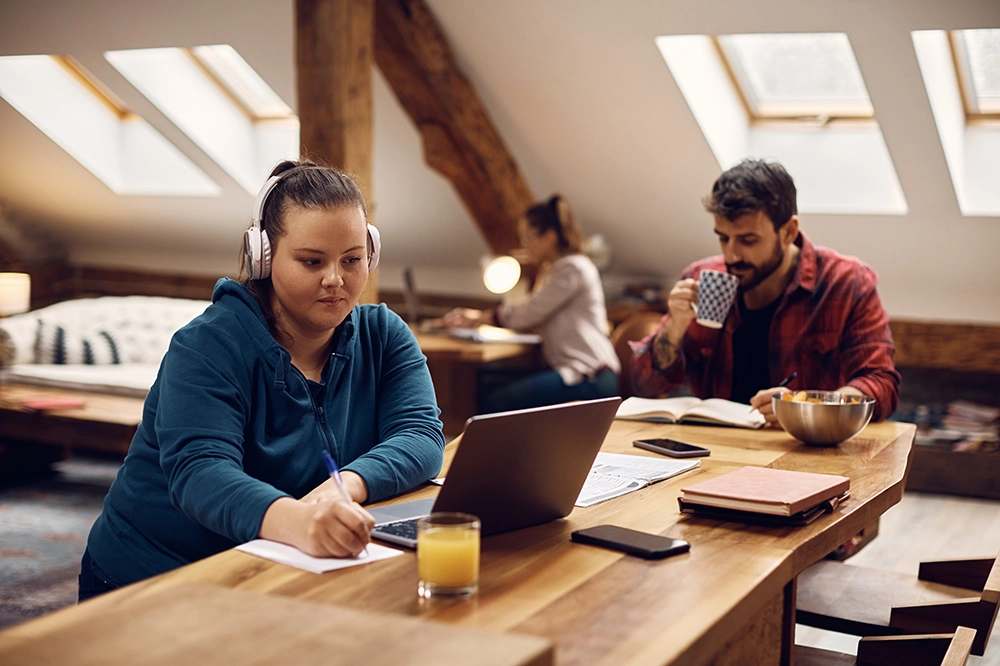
[375,518,419,540]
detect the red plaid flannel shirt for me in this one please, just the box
[629,233,900,422]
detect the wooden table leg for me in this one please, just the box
[425,358,479,438]
[704,581,793,666]
[783,578,796,666]
[0,440,70,482]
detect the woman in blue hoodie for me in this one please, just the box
[80,161,445,600]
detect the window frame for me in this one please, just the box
[712,34,876,124]
[948,30,1000,122]
[187,46,294,122]
[52,55,136,121]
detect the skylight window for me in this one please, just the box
[656,34,906,215]
[913,30,1000,216]
[952,29,1000,116]
[106,46,298,194]
[717,33,874,120]
[191,45,293,119]
[0,55,219,196]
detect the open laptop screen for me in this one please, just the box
[370,397,621,547]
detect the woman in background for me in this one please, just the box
[444,195,619,412]
[80,161,444,600]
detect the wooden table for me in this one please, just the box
[0,383,144,456]
[0,582,553,666]
[0,420,914,666]
[415,332,541,435]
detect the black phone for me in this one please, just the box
[633,438,710,458]
[571,525,690,560]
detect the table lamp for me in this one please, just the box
[0,272,31,382]
[481,256,520,295]
[0,272,31,317]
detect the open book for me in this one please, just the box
[575,452,701,507]
[615,397,765,429]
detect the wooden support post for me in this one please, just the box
[296,0,379,303]
[374,0,535,256]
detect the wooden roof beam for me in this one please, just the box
[296,0,379,303]
[374,0,534,256]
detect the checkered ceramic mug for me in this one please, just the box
[695,269,740,329]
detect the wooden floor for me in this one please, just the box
[796,491,1000,664]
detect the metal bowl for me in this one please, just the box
[772,391,876,446]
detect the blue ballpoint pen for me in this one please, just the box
[321,451,370,558]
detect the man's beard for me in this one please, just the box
[727,239,784,293]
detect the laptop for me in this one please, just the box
[401,266,420,325]
[369,396,622,548]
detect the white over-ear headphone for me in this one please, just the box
[243,167,381,280]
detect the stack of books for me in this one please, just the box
[914,400,1000,450]
[942,400,999,450]
[677,466,850,526]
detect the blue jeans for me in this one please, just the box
[480,367,619,414]
[78,548,121,602]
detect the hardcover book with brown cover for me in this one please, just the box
[679,466,850,516]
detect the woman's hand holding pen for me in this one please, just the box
[296,498,374,558]
[259,495,374,559]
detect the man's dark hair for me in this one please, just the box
[702,159,797,231]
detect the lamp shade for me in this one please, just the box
[0,272,31,316]
[482,256,521,294]
[583,234,613,272]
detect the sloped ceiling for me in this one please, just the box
[0,0,999,322]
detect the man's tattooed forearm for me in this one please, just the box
[652,331,679,370]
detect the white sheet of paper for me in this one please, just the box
[576,474,646,508]
[590,452,701,482]
[575,454,700,507]
[236,539,403,574]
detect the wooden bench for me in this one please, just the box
[797,551,1000,656]
[795,627,976,666]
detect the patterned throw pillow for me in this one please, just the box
[0,328,12,367]
[34,320,122,365]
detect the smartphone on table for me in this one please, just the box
[633,438,710,458]
[571,525,690,560]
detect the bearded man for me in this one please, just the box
[630,159,900,427]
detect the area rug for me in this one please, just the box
[0,456,118,629]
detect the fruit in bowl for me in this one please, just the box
[773,391,875,446]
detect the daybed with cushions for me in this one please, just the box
[0,296,210,397]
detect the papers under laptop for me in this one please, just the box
[369,396,622,549]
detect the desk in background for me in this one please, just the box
[0,383,143,457]
[0,420,915,666]
[415,331,541,436]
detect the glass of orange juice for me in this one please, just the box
[417,512,480,599]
